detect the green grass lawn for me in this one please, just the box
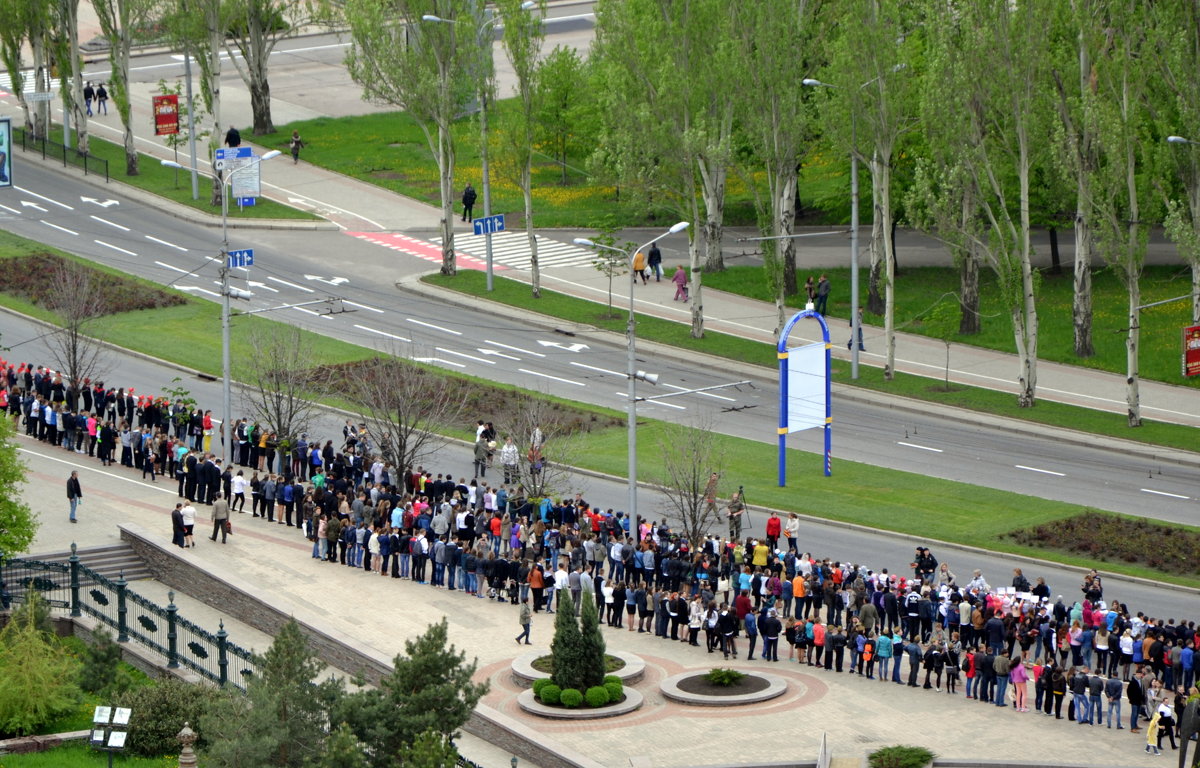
[0,740,170,767]
[424,270,1200,452]
[704,264,1200,390]
[25,127,318,221]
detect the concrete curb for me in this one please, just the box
[406,276,1200,470]
[510,649,644,687]
[659,670,787,706]
[516,686,644,719]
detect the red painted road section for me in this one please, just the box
[345,232,503,272]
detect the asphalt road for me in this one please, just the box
[2,161,1199,532]
[2,306,1187,621]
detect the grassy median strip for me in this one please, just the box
[2,229,1196,585]
[424,270,1200,453]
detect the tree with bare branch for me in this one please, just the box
[43,264,109,398]
[346,357,465,472]
[653,418,726,549]
[494,393,584,502]
[238,324,327,447]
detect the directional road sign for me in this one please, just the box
[227,249,254,268]
[472,214,505,235]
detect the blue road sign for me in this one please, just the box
[228,249,254,268]
[237,197,256,207]
[472,214,506,235]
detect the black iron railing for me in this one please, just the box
[14,125,109,182]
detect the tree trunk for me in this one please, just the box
[866,150,885,315]
[1048,226,1061,275]
[1011,305,1036,407]
[1126,275,1141,427]
[958,187,981,334]
[876,157,896,379]
[773,165,797,334]
[247,2,273,135]
[65,0,89,156]
[249,78,273,135]
[698,157,726,273]
[524,162,539,298]
[1016,134,1038,407]
[437,123,456,275]
[1072,191,1095,357]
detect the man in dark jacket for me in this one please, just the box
[461,183,477,222]
[1126,668,1146,732]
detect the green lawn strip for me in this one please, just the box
[34,126,318,221]
[705,264,1200,390]
[0,740,169,766]
[423,271,1200,453]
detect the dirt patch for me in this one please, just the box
[0,254,185,315]
[675,673,771,697]
[530,654,625,674]
[1007,512,1200,576]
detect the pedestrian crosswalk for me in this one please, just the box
[432,230,601,270]
[0,70,54,97]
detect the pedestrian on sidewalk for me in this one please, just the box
[210,495,230,544]
[83,82,94,116]
[516,596,532,644]
[171,503,185,548]
[804,276,815,304]
[224,124,241,148]
[289,130,304,164]
[848,306,866,351]
[815,274,830,315]
[632,249,648,285]
[96,83,108,115]
[67,470,83,523]
[671,265,689,301]
[461,183,477,222]
[648,244,663,281]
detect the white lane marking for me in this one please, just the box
[519,368,585,387]
[95,239,136,256]
[1015,465,1065,477]
[155,260,187,273]
[484,339,544,357]
[342,300,383,314]
[178,285,221,298]
[91,215,129,231]
[16,185,73,209]
[618,391,685,410]
[662,382,737,402]
[293,306,320,316]
[43,221,78,235]
[406,318,462,336]
[353,324,410,342]
[415,357,466,368]
[146,234,187,251]
[246,281,279,293]
[0,202,22,214]
[897,441,943,453]
[267,276,315,293]
[477,348,520,361]
[19,445,175,495]
[570,361,624,377]
[1141,488,1189,500]
[436,347,495,365]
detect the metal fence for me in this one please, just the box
[0,544,258,691]
[14,126,110,182]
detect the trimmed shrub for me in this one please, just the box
[115,678,232,756]
[584,686,610,708]
[604,681,623,702]
[603,674,621,687]
[538,684,561,705]
[531,678,550,697]
[704,667,747,687]
[869,745,935,768]
[559,688,583,709]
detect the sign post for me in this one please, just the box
[227,249,254,269]
[1184,323,1200,378]
[777,310,832,484]
[472,213,506,235]
[152,94,180,136]
[214,147,259,199]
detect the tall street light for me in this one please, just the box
[424,1,534,292]
[803,77,867,378]
[575,222,689,528]
[163,150,281,463]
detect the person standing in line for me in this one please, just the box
[210,495,230,544]
[515,596,532,645]
[96,83,108,115]
[648,243,663,281]
[814,274,830,315]
[289,130,304,163]
[461,183,477,222]
[67,470,82,523]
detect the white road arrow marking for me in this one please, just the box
[20,201,47,212]
[81,197,119,208]
[303,274,349,286]
[538,340,590,353]
[484,339,544,357]
[435,347,495,365]
[247,281,279,293]
[478,348,520,361]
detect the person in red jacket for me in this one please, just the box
[765,513,782,550]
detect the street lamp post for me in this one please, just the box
[163,151,281,463]
[575,222,689,526]
[424,2,534,292]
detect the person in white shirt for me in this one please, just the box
[180,502,197,548]
[230,470,248,512]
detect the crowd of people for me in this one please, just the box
[8,359,1195,756]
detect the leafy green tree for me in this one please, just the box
[397,729,460,768]
[549,590,583,690]
[92,0,157,174]
[117,678,230,757]
[577,590,607,690]
[921,297,959,390]
[202,619,343,768]
[0,0,53,137]
[331,618,486,768]
[533,46,591,186]
[310,723,370,768]
[0,594,81,737]
[77,629,122,695]
[0,416,35,556]
[344,0,478,275]
[223,0,315,134]
[55,0,90,155]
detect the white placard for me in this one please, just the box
[112,707,131,725]
[785,341,826,433]
[93,706,112,724]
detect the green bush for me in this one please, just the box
[704,667,747,687]
[531,678,550,697]
[869,745,935,768]
[603,674,621,687]
[538,684,561,705]
[604,681,623,702]
[0,609,81,737]
[115,678,232,757]
[559,688,583,709]
[584,686,609,708]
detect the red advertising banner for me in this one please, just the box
[152,94,179,136]
[1184,324,1200,378]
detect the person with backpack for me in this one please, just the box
[289,130,305,163]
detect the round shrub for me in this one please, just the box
[538,684,561,705]
[531,678,550,697]
[115,679,232,757]
[585,686,610,708]
[559,688,584,708]
[604,680,623,702]
[603,674,621,686]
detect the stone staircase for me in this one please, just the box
[21,542,153,582]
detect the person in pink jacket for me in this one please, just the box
[1009,656,1030,711]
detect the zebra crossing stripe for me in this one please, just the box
[432,231,597,269]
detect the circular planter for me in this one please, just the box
[659,670,787,706]
[517,687,644,719]
[511,650,644,687]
